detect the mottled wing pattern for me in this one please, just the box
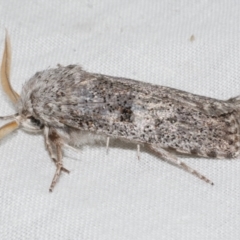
[27,66,240,159]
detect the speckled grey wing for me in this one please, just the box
[49,73,240,159]
[145,90,240,158]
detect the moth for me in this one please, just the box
[1,32,239,192]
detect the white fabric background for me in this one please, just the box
[0,0,240,239]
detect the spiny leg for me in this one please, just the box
[44,127,70,191]
[44,127,57,160]
[106,137,110,154]
[44,128,69,174]
[49,144,65,192]
[137,144,140,160]
[150,144,213,185]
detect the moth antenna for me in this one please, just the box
[0,113,19,120]
[1,29,20,104]
[0,120,19,140]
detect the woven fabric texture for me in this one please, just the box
[0,0,239,239]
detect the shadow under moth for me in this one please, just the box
[1,32,239,191]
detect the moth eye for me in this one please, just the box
[29,116,44,129]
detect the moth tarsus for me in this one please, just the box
[137,144,141,160]
[106,136,110,154]
[1,32,239,191]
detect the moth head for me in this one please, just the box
[0,116,44,150]
[0,31,44,141]
[19,114,44,132]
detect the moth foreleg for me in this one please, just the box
[44,127,70,192]
[44,127,69,172]
[49,144,64,192]
[149,144,214,185]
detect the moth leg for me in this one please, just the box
[137,144,140,160]
[149,144,214,185]
[106,137,110,154]
[45,138,69,175]
[44,127,69,173]
[49,144,64,192]
[44,127,70,191]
